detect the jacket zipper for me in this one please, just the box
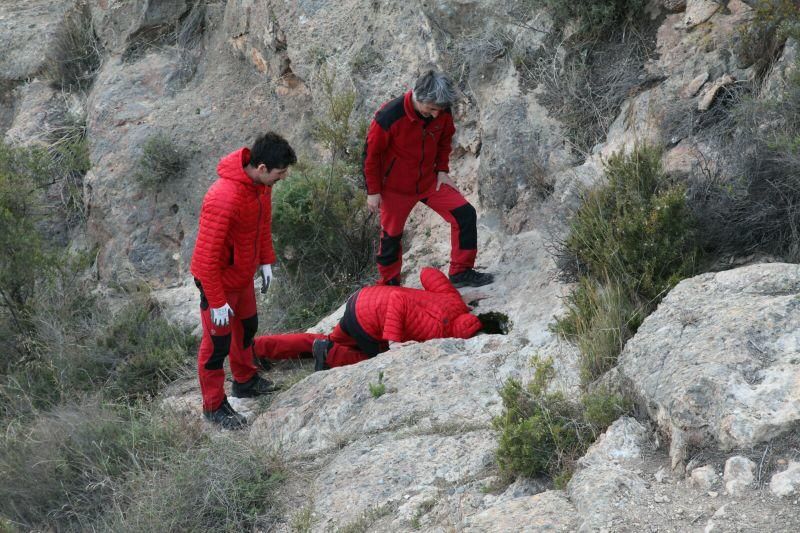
[254,190,263,267]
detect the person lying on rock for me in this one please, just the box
[253,267,483,369]
[190,132,297,430]
[363,68,494,288]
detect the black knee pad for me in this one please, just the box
[241,314,258,349]
[451,203,477,250]
[205,334,231,370]
[377,231,402,266]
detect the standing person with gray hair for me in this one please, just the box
[363,69,494,287]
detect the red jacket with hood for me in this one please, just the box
[190,148,275,309]
[363,90,456,196]
[355,267,482,343]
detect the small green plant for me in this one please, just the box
[337,503,394,533]
[47,2,102,92]
[291,504,315,532]
[369,371,386,399]
[135,133,188,188]
[312,68,369,166]
[493,357,631,481]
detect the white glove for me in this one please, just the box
[211,303,234,327]
[258,264,273,293]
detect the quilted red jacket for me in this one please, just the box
[190,148,275,309]
[363,91,456,195]
[355,267,482,343]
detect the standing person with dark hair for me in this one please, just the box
[190,132,297,430]
[363,69,494,288]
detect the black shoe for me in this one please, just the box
[204,398,248,430]
[449,269,494,288]
[312,339,332,371]
[231,374,278,398]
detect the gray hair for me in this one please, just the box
[413,70,457,107]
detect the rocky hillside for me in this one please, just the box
[2,0,800,531]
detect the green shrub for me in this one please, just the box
[493,364,631,481]
[312,68,369,167]
[270,162,376,330]
[735,0,800,79]
[529,0,647,40]
[562,145,701,302]
[104,437,284,532]
[135,133,188,188]
[553,278,642,384]
[0,401,200,529]
[47,2,102,92]
[99,297,196,402]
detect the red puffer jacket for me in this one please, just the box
[190,148,275,309]
[363,91,456,196]
[356,267,482,342]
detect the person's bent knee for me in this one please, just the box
[241,314,258,349]
[450,203,477,249]
[205,334,231,370]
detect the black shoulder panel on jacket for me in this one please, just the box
[375,95,406,131]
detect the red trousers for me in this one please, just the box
[197,284,259,411]
[253,324,371,368]
[377,184,477,284]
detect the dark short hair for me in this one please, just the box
[250,132,297,170]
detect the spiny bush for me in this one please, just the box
[0,142,54,310]
[103,436,285,532]
[688,72,800,262]
[553,145,702,386]
[552,278,642,384]
[1,288,195,416]
[312,68,369,167]
[135,133,188,188]
[271,162,376,329]
[268,75,375,330]
[560,145,701,303]
[100,296,196,402]
[493,358,630,481]
[47,2,102,92]
[735,0,800,80]
[527,0,648,40]
[0,401,201,529]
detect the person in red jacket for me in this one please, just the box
[252,267,483,369]
[363,69,494,288]
[190,132,297,430]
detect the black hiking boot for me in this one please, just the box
[449,269,495,288]
[231,374,279,398]
[203,397,248,430]
[312,339,332,371]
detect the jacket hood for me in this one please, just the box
[217,147,260,188]
[451,313,482,339]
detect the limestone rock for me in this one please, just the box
[770,461,800,498]
[691,465,720,491]
[724,456,755,496]
[0,0,74,82]
[681,71,709,98]
[684,0,720,28]
[568,418,650,531]
[89,0,189,52]
[463,491,578,532]
[578,417,649,468]
[697,74,735,111]
[619,263,800,465]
